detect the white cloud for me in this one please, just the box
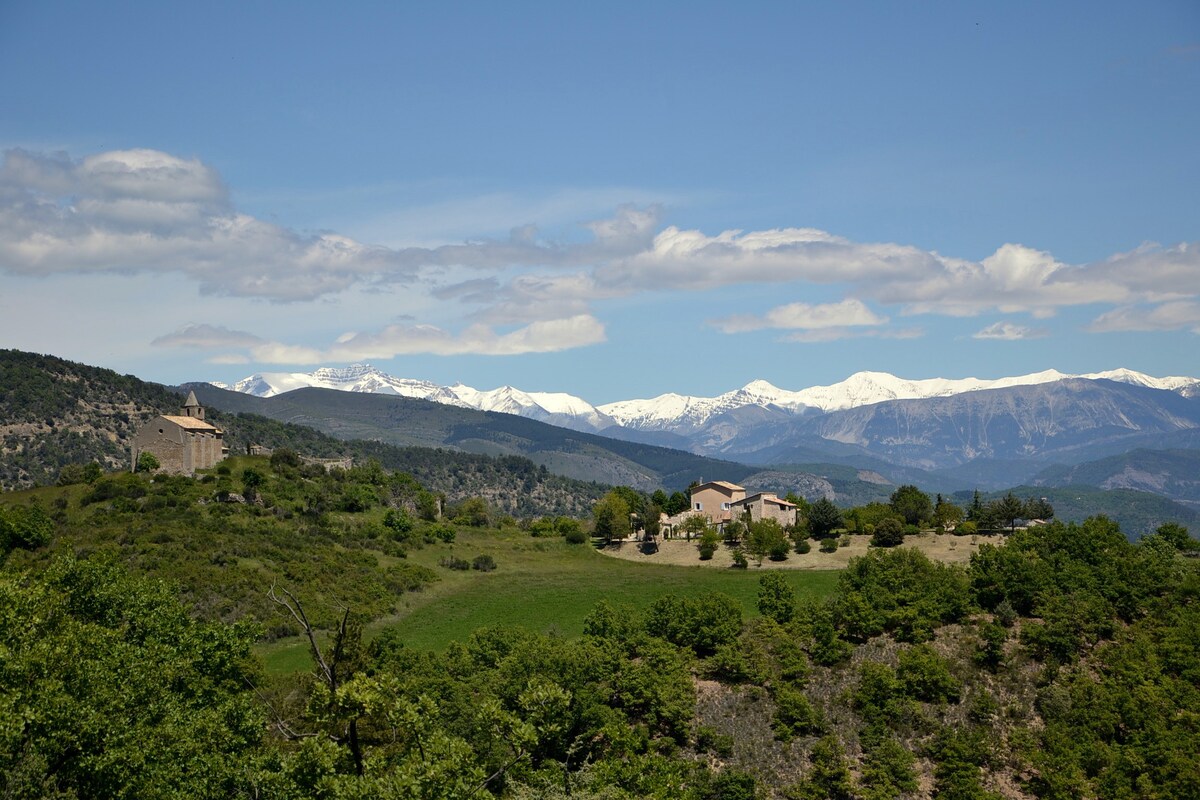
[971,321,1048,340]
[1088,301,1200,334]
[712,298,887,333]
[151,323,264,348]
[0,148,668,306]
[245,314,606,364]
[6,146,1200,347]
[0,148,420,302]
[782,327,924,343]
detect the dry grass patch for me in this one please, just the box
[600,531,1003,569]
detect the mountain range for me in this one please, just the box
[217,364,1200,433]
[2,347,1196,537]
[214,365,1200,492]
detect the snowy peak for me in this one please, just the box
[214,364,1200,437]
[220,363,469,406]
[217,365,611,432]
[596,368,1200,432]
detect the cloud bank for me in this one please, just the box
[5,146,1200,364]
[228,314,607,365]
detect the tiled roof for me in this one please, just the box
[160,415,222,432]
[697,480,744,491]
[733,492,798,508]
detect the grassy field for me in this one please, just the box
[257,528,840,672]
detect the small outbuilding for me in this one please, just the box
[131,391,228,474]
[730,492,799,528]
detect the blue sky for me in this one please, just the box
[1,1,1197,403]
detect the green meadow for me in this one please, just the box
[2,464,838,674]
[258,528,839,672]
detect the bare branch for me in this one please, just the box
[268,582,334,688]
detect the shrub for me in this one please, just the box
[731,549,749,569]
[383,508,414,537]
[897,644,961,703]
[871,517,905,548]
[757,572,797,624]
[773,685,826,740]
[796,538,812,554]
[695,725,734,757]
[819,537,838,553]
[471,554,497,572]
[710,770,758,800]
[439,556,470,571]
[955,520,978,536]
[429,522,456,543]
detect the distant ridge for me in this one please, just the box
[215,363,1200,434]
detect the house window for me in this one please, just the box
[721,502,730,510]
[694,502,702,511]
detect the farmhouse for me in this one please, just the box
[731,491,799,528]
[689,480,746,525]
[131,391,228,474]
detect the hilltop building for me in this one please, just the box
[689,480,746,525]
[131,391,228,474]
[731,491,799,527]
[658,482,799,537]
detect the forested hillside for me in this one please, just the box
[0,349,181,488]
[3,472,1198,797]
[0,350,608,515]
[956,485,1200,540]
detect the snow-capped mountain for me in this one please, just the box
[212,364,613,433]
[212,364,468,406]
[598,369,1200,432]
[214,364,1200,436]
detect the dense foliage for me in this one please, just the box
[5,489,1198,797]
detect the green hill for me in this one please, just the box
[1033,448,1200,505]
[954,484,1200,540]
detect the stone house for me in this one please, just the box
[131,391,228,474]
[689,480,746,525]
[731,492,799,528]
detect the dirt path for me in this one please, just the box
[598,531,1001,569]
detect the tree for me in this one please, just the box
[787,735,855,800]
[241,466,264,500]
[890,485,932,527]
[698,527,720,560]
[860,734,918,800]
[666,491,690,516]
[845,501,900,533]
[135,451,160,473]
[416,489,442,521]
[452,496,491,527]
[609,485,646,518]
[1148,521,1199,551]
[643,503,663,540]
[758,571,797,623]
[871,517,905,548]
[0,502,52,559]
[968,489,984,521]
[989,492,1026,534]
[593,491,631,543]
[1023,496,1055,521]
[681,513,711,541]
[934,496,964,531]
[747,519,788,566]
[0,558,264,798]
[808,497,842,538]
